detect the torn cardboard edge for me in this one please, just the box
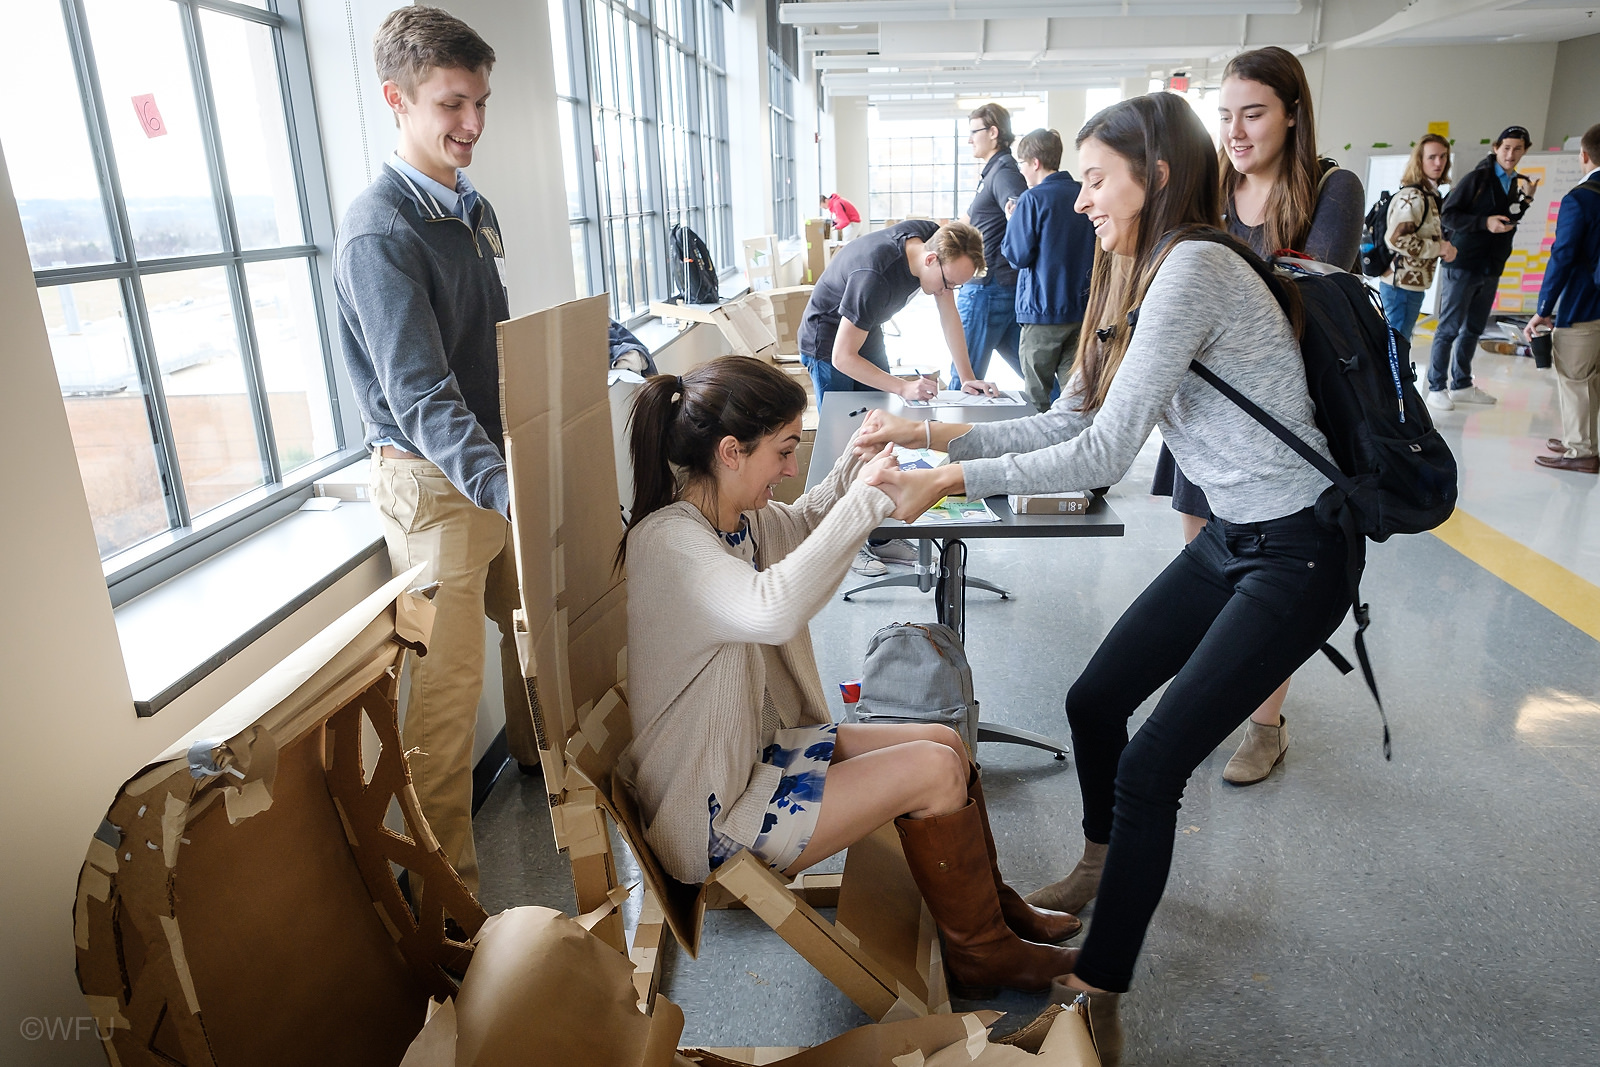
[397,903,1100,1067]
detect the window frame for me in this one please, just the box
[768,49,797,241]
[563,0,735,325]
[24,0,358,605]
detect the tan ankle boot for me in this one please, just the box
[1049,978,1124,1067]
[1222,714,1288,785]
[896,802,1080,997]
[966,766,1082,943]
[1023,839,1107,916]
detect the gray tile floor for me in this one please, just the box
[476,371,1600,1064]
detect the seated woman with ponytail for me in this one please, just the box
[616,355,1080,997]
[854,93,1362,1063]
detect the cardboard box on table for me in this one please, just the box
[497,296,952,1023]
[72,561,1099,1066]
[803,219,833,283]
[649,295,780,362]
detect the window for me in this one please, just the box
[768,50,797,240]
[5,0,348,583]
[866,101,1046,222]
[550,0,600,298]
[560,0,733,322]
[867,112,981,223]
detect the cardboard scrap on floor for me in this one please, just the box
[397,904,1099,1067]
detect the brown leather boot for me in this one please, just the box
[966,766,1081,942]
[896,802,1080,997]
[1024,839,1108,916]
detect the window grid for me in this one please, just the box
[572,0,733,323]
[17,0,349,577]
[768,50,797,241]
[865,113,982,223]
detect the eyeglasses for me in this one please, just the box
[967,124,993,139]
[938,261,962,292]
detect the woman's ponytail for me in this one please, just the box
[615,357,807,570]
[617,374,683,569]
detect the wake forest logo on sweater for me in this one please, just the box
[479,222,505,260]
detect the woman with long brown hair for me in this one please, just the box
[1380,134,1455,342]
[617,355,1081,999]
[1153,45,1365,786]
[855,93,1360,1062]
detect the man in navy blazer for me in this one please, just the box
[1526,123,1600,473]
[1002,128,1097,412]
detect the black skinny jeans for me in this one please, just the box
[1069,506,1360,993]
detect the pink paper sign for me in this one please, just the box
[131,94,167,138]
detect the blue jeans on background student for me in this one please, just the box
[1428,267,1500,393]
[802,325,891,397]
[1379,282,1426,346]
[951,280,1022,387]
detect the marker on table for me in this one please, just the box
[848,406,868,417]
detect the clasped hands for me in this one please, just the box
[853,411,964,522]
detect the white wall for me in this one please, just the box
[729,0,774,243]
[1544,32,1600,151]
[834,97,870,222]
[1312,42,1559,185]
[1046,89,1087,178]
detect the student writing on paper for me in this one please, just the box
[854,93,1363,1063]
[614,356,1081,998]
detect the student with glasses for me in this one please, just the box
[953,103,1030,389]
[796,219,997,574]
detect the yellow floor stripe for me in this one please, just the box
[1432,509,1600,640]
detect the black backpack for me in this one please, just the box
[1359,185,1430,278]
[1176,232,1460,757]
[669,223,720,304]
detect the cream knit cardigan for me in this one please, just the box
[618,441,893,884]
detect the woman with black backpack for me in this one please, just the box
[854,93,1361,1063]
[1151,45,1366,787]
[1379,134,1456,343]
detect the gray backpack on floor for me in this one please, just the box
[850,622,979,753]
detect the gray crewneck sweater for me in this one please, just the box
[952,240,1333,524]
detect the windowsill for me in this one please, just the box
[114,497,385,717]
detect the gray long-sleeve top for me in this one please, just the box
[950,241,1334,524]
[1227,167,1366,271]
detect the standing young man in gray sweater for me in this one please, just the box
[334,6,540,894]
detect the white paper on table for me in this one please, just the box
[902,390,1028,408]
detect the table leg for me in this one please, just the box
[940,541,1070,760]
[841,538,939,601]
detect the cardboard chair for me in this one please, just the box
[497,296,949,1023]
[74,567,494,1067]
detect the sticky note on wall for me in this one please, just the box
[132,94,167,138]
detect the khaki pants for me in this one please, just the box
[1552,320,1600,459]
[1020,322,1081,413]
[371,454,542,893]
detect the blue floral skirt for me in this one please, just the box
[707,723,837,874]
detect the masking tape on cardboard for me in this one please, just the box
[74,868,112,950]
[223,778,273,824]
[891,1052,926,1067]
[161,793,188,868]
[539,745,567,793]
[552,543,567,595]
[897,982,928,1017]
[962,1013,988,1060]
[835,922,860,947]
[565,808,610,859]
[578,702,609,751]
[158,915,202,1015]
[86,837,118,876]
[879,997,922,1025]
[617,644,628,682]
